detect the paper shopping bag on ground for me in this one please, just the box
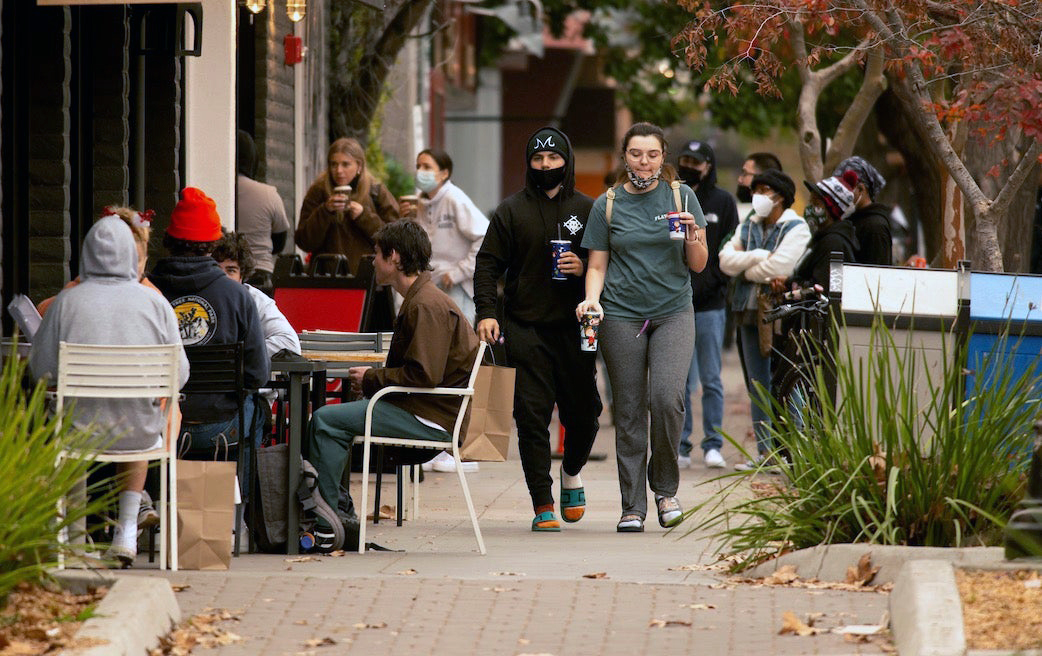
[460,363,515,462]
[176,458,236,570]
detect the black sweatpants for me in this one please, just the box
[504,318,602,509]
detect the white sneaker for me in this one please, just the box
[424,451,479,473]
[677,454,692,469]
[703,449,726,469]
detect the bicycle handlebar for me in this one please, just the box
[762,297,829,324]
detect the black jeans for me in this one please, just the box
[504,318,601,509]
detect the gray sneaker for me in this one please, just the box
[138,490,159,529]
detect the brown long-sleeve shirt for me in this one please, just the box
[294,176,400,274]
[361,272,480,432]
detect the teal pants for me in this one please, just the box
[307,399,450,512]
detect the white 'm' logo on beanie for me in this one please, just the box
[534,136,557,150]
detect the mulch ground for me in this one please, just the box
[0,581,108,655]
[956,568,1042,651]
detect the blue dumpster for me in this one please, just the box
[967,272,1042,404]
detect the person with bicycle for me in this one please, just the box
[719,170,810,471]
[771,170,861,294]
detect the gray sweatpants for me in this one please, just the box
[599,308,695,519]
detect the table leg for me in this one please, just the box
[286,372,303,555]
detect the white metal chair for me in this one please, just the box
[56,342,181,570]
[354,341,487,554]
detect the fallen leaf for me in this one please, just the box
[303,636,337,647]
[649,618,693,628]
[843,633,870,644]
[667,563,723,572]
[397,569,417,576]
[517,638,530,645]
[845,554,879,587]
[352,622,387,630]
[294,619,309,626]
[765,565,800,585]
[170,584,191,592]
[779,611,825,636]
[327,550,346,557]
[582,572,608,579]
[365,505,395,520]
[680,603,716,610]
[285,556,321,563]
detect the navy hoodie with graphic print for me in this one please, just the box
[474,127,594,326]
[149,256,269,422]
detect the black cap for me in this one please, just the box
[527,128,570,161]
[751,169,795,208]
[678,140,712,162]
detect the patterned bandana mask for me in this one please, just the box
[624,162,661,190]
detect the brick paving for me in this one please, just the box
[132,349,892,655]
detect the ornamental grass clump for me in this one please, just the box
[0,347,115,602]
[688,315,1040,568]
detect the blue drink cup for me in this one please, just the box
[667,211,686,240]
[551,240,571,281]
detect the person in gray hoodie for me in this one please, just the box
[30,216,190,566]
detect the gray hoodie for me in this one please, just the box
[30,216,190,451]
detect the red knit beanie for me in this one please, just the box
[167,187,221,242]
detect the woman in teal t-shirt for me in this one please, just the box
[577,122,709,533]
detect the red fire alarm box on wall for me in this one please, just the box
[284,35,302,66]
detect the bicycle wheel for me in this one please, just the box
[775,365,820,435]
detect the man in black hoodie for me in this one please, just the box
[148,187,269,464]
[474,127,601,532]
[676,140,739,470]
[832,156,892,265]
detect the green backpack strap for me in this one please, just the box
[605,186,617,225]
[671,179,683,212]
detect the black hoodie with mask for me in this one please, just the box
[680,143,739,311]
[474,127,594,326]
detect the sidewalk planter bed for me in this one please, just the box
[688,315,1040,568]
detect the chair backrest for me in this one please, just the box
[298,331,383,353]
[182,342,245,397]
[274,257,375,333]
[449,342,487,440]
[56,342,180,412]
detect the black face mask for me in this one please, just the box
[736,184,752,203]
[531,166,566,191]
[678,166,703,187]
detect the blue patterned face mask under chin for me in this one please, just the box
[624,163,661,190]
[804,205,827,231]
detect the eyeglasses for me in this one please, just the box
[626,149,662,161]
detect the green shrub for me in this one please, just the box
[0,348,116,601]
[688,316,1039,568]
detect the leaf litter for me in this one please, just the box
[150,608,243,655]
[0,582,108,655]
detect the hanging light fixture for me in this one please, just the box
[287,0,306,22]
[244,0,266,14]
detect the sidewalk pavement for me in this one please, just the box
[133,347,890,655]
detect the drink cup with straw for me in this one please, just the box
[551,223,570,281]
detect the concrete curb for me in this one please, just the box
[890,560,965,656]
[745,544,1003,584]
[55,570,180,656]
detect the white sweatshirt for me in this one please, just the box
[417,180,489,298]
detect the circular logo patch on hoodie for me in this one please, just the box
[172,295,216,345]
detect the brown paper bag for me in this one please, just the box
[176,459,236,570]
[460,363,515,462]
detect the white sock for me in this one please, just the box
[117,491,141,547]
[561,468,582,489]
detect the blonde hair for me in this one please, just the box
[101,206,151,247]
[325,137,373,201]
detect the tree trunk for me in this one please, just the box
[328,0,434,144]
[940,174,966,268]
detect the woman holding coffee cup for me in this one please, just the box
[295,137,400,275]
[577,122,708,533]
[410,148,488,326]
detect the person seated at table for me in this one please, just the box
[29,216,190,567]
[38,206,162,316]
[306,220,480,552]
[147,187,269,469]
[211,230,300,357]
